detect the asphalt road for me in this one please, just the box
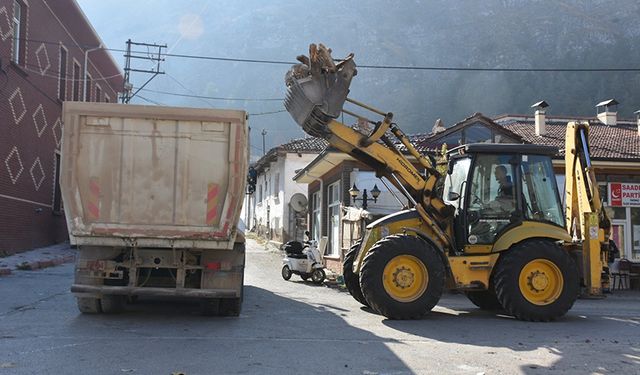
[1,239,639,374]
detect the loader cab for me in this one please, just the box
[443,144,564,252]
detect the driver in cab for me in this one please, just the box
[489,165,514,212]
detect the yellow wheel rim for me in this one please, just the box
[519,259,563,306]
[382,255,428,302]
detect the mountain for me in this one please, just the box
[77,0,640,161]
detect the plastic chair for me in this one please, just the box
[612,259,631,290]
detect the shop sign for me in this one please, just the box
[609,182,640,207]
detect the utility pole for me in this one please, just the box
[122,39,166,103]
[261,129,267,155]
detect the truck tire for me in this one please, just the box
[220,298,242,317]
[360,234,444,320]
[101,295,125,314]
[494,239,579,322]
[343,241,369,307]
[201,298,220,316]
[465,290,503,310]
[77,297,101,314]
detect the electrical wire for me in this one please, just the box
[14,36,640,73]
[138,87,284,102]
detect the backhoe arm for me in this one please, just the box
[565,121,611,295]
[284,44,453,244]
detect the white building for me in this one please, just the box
[242,138,327,244]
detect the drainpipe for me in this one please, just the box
[83,44,103,102]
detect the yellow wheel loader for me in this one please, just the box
[284,44,611,321]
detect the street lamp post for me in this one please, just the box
[83,44,103,102]
[349,183,381,210]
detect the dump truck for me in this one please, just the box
[61,102,248,316]
[284,44,611,321]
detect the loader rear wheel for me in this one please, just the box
[343,241,369,307]
[360,234,444,320]
[494,239,579,322]
[311,269,325,284]
[465,290,503,310]
[76,297,102,314]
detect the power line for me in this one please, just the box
[138,87,284,102]
[249,109,287,116]
[14,36,640,73]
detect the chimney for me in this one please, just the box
[596,99,618,126]
[635,110,640,136]
[531,100,548,136]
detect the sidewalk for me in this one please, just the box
[0,242,76,276]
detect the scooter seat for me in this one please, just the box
[283,241,304,255]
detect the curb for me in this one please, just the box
[0,254,76,277]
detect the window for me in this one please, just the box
[443,156,471,213]
[312,192,321,243]
[58,47,68,100]
[85,74,92,101]
[467,155,517,244]
[72,62,81,101]
[95,84,102,102]
[463,124,492,143]
[327,181,341,256]
[11,0,25,65]
[53,153,63,214]
[520,155,564,227]
[273,172,280,197]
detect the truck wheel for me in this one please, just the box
[465,290,503,310]
[343,241,369,306]
[101,295,125,314]
[494,239,579,322]
[201,298,220,316]
[77,297,102,314]
[281,265,292,280]
[360,234,444,320]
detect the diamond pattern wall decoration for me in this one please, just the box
[35,44,51,75]
[0,6,11,41]
[32,104,48,137]
[30,158,45,191]
[8,87,27,124]
[5,146,24,184]
[52,118,62,148]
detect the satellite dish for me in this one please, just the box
[290,193,308,213]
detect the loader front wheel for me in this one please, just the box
[343,241,369,307]
[360,234,444,319]
[494,239,579,321]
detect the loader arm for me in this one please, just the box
[284,44,453,246]
[564,121,611,295]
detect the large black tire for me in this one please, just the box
[465,290,503,310]
[201,298,220,316]
[220,298,242,317]
[101,295,125,314]
[494,239,579,322]
[77,297,101,314]
[343,241,369,307]
[360,234,445,320]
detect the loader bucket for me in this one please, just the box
[284,44,357,138]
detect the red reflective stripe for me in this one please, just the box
[206,183,220,225]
